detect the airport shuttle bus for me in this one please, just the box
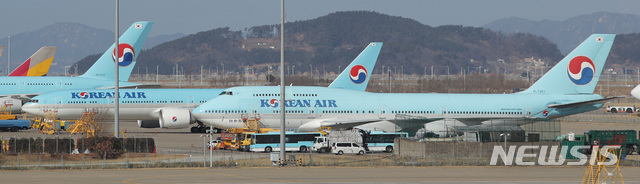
[365,131,409,152]
[249,131,323,152]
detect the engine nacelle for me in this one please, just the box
[137,120,160,128]
[422,119,466,138]
[0,98,23,114]
[158,108,195,129]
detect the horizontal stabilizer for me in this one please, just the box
[547,96,621,109]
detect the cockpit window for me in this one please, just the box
[28,99,39,103]
[219,91,233,96]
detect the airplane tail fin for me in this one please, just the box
[79,21,153,81]
[522,34,615,95]
[9,46,57,76]
[328,42,383,91]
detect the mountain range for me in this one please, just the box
[0,23,183,75]
[5,11,640,76]
[483,12,640,54]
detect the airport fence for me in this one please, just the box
[1,143,639,170]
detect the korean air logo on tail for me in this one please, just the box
[349,65,367,84]
[79,92,89,99]
[567,56,595,85]
[112,43,135,67]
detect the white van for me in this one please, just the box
[332,142,365,155]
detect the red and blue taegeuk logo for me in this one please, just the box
[567,56,595,85]
[79,92,89,99]
[269,99,279,108]
[112,43,135,67]
[349,65,367,84]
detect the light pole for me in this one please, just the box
[446,66,449,79]
[221,63,225,76]
[382,66,385,76]
[424,66,426,78]
[338,65,341,73]
[309,64,312,77]
[156,65,159,84]
[431,66,434,80]
[500,133,510,161]
[200,65,203,86]
[200,134,208,167]
[7,35,10,75]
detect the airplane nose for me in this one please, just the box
[632,85,640,100]
[22,103,42,116]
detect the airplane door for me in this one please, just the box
[378,106,386,119]
[187,96,195,106]
[19,80,25,89]
[55,97,63,109]
[56,80,63,89]
[309,106,318,119]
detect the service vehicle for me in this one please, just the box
[605,105,638,113]
[332,142,365,155]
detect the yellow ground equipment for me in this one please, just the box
[66,109,98,138]
[39,108,60,134]
[226,114,277,151]
[582,146,625,184]
[0,101,17,120]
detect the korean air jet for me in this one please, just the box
[0,21,153,114]
[192,34,615,137]
[9,46,57,76]
[22,42,383,131]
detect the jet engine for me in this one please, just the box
[422,119,466,138]
[0,98,23,114]
[158,108,195,129]
[137,120,160,128]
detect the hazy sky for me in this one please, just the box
[1,0,639,37]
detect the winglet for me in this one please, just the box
[328,42,382,91]
[522,34,615,94]
[79,21,153,81]
[9,46,58,76]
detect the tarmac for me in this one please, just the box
[0,166,638,184]
[1,114,639,183]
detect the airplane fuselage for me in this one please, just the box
[192,86,604,131]
[23,88,222,120]
[0,76,141,96]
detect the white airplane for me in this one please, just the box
[0,21,153,114]
[192,34,615,136]
[22,42,383,132]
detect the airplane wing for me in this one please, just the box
[95,83,162,89]
[0,94,41,103]
[547,96,622,109]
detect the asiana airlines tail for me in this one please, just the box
[192,34,616,136]
[22,42,383,132]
